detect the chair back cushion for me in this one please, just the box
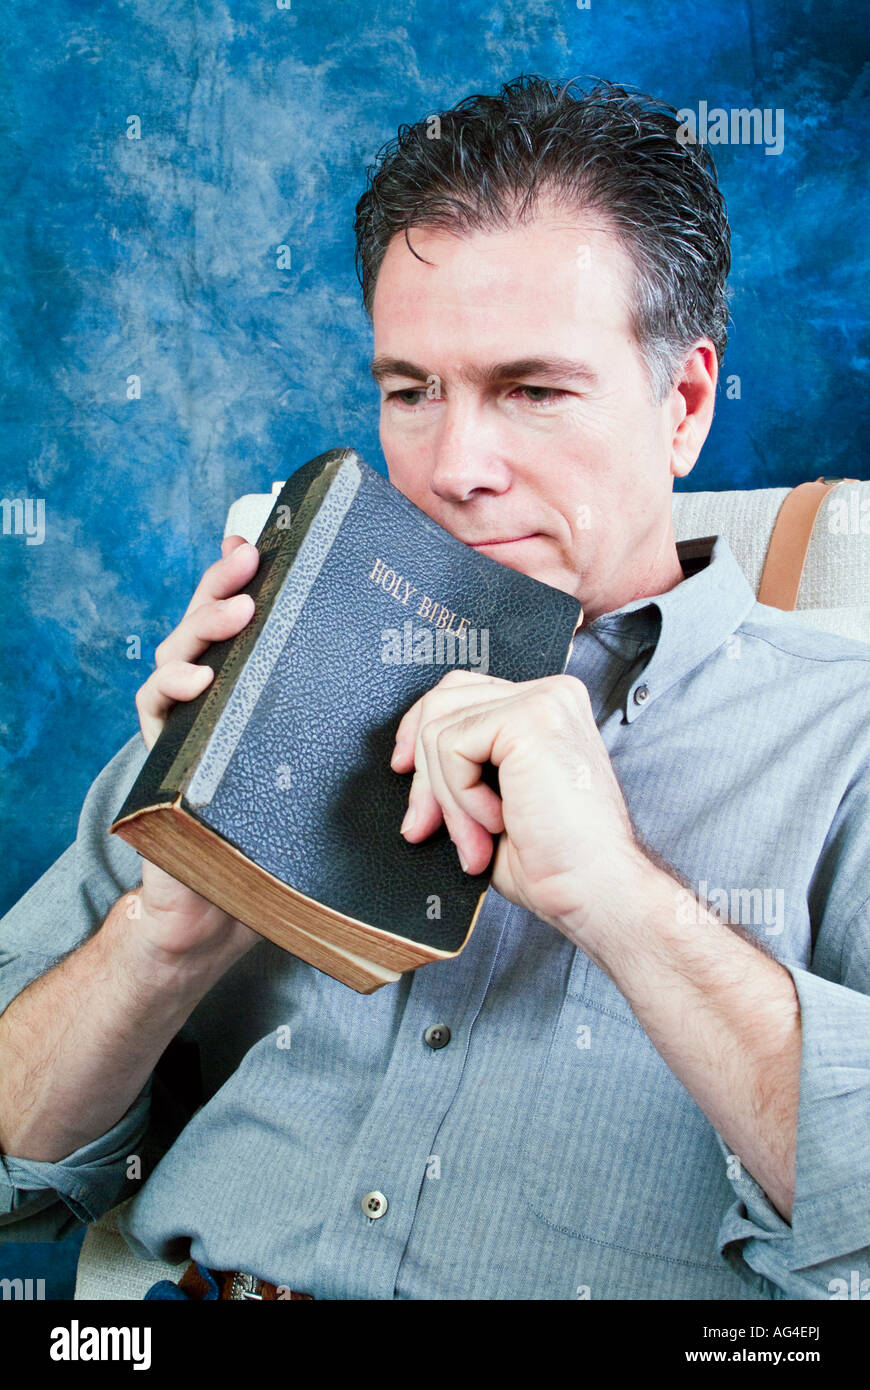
[74,1200,188,1300]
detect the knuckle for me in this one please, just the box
[155,658,185,688]
[439,668,471,689]
[529,686,569,729]
[548,673,588,711]
[564,672,589,701]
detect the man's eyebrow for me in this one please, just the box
[369,356,599,387]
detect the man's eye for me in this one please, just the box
[387,388,428,406]
[386,385,568,407]
[514,386,567,404]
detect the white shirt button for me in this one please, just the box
[361,1190,388,1219]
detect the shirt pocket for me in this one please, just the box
[518,947,732,1271]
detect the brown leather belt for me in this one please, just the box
[178,1261,314,1300]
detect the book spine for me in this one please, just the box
[161,453,354,800]
[178,456,361,808]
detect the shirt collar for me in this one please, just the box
[581,534,758,722]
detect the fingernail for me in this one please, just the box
[400,805,416,836]
[458,849,469,873]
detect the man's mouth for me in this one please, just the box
[466,534,541,549]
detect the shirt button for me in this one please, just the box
[633,683,650,706]
[423,1024,451,1050]
[361,1191,388,1219]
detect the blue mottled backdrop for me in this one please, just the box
[0,0,867,1294]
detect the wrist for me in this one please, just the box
[102,894,253,999]
[556,844,679,973]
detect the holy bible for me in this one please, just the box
[110,448,584,992]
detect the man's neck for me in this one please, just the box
[580,543,686,625]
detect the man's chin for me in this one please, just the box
[471,536,583,599]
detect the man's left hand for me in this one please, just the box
[391,669,649,951]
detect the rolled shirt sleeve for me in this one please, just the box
[714,896,870,1299]
[0,733,157,1239]
[0,1082,153,1239]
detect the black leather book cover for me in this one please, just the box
[112,448,583,955]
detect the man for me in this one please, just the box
[1,76,868,1300]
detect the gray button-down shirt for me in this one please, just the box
[2,535,870,1299]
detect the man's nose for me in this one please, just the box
[428,399,512,503]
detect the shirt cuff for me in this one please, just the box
[0,1079,152,1231]
[714,963,870,1297]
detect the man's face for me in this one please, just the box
[370,204,703,619]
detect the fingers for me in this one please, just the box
[391,670,506,774]
[136,660,216,750]
[395,674,588,874]
[394,672,520,867]
[414,698,516,872]
[155,590,255,669]
[221,534,248,561]
[135,536,260,750]
[181,536,260,623]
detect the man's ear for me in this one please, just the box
[668,340,718,480]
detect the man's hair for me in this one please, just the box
[354,75,731,403]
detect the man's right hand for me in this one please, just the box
[131,535,263,965]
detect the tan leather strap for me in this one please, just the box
[757,477,857,611]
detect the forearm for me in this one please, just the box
[562,855,801,1221]
[0,890,243,1162]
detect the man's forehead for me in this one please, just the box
[370,211,637,351]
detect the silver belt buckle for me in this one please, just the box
[230,1271,263,1300]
